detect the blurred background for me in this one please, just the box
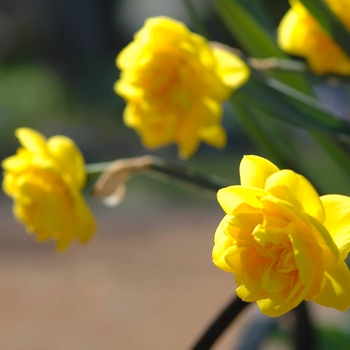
[1,0,350,349]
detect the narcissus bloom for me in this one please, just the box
[213,155,350,316]
[115,16,250,158]
[2,128,96,251]
[278,0,350,75]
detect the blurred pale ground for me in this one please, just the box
[0,178,349,350]
[0,180,248,350]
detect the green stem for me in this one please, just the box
[293,302,316,350]
[248,57,309,73]
[248,57,350,82]
[86,156,229,196]
[148,157,228,193]
[191,295,249,350]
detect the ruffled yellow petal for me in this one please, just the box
[3,128,96,251]
[236,285,260,302]
[116,41,143,71]
[15,128,47,154]
[47,136,86,190]
[1,154,28,173]
[71,191,96,244]
[141,16,190,46]
[212,219,236,273]
[55,189,96,252]
[200,97,222,127]
[114,79,141,100]
[124,104,175,148]
[175,112,200,159]
[263,196,338,270]
[15,171,71,234]
[321,194,350,260]
[288,222,315,284]
[199,124,227,149]
[257,297,299,317]
[312,260,350,311]
[115,16,249,158]
[217,185,267,215]
[212,47,250,91]
[239,155,279,188]
[257,264,319,317]
[214,154,350,316]
[265,169,324,222]
[277,2,309,56]
[56,235,74,252]
[278,0,350,75]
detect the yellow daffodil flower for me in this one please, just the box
[213,155,350,317]
[278,0,350,75]
[115,16,250,158]
[2,128,96,251]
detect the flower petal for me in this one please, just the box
[212,46,250,91]
[15,128,47,153]
[212,217,236,273]
[321,194,350,260]
[236,285,260,302]
[288,222,317,284]
[277,0,350,75]
[265,169,324,222]
[199,124,227,149]
[239,155,279,188]
[312,260,350,311]
[256,297,299,317]
[217,185,267,215]
[47,136,86,190]
[114,17,249,158]
[262,196,338,270]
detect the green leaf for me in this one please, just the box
[234,76,350,136]
[229,96,296,169]
[264,77,350,132]
[235,0,275,33]
[310,131,350,180]
[215,0,284,58]
[214,0,313,94]
[299,0,350,58]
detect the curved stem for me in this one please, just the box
[293,302,316,350]
[86,156,229,198]
[148,156,227,193]
[191,296,249,350]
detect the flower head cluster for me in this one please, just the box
[213,155,350,316]
[278,0,350,75]
[2,128,96,251]
[115,16,250,158]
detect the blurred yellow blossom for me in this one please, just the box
[213,155,350,317]
[115,16,250,158]
[2,128,96,251]
[278,0,350,75]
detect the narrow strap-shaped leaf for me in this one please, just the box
[229,95,302,170]
[214,0,313,94]
[310,131,350,179]
[181,0,209,38]
[234,77,350,136]
[215,0,284,58]
[235,0,275,33]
